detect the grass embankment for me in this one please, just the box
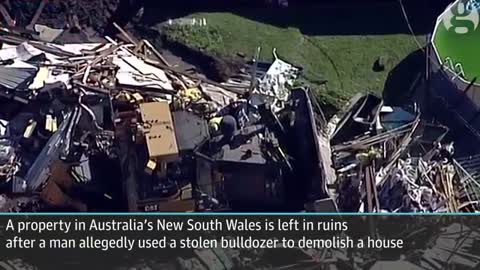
[161,4,426,110]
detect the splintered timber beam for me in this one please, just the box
[113,22,138,45]
[143,39,171,67]
[113,22,170,67]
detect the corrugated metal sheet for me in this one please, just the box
[0,66,37,89]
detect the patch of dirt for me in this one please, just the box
[140,27,246,82]
[8,0,119,32]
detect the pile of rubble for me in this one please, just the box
[1,0,478,215]
[0,17,329,212]
[329,94,480,213]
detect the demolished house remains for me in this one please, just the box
[0,0,479,214]
[0,17,333,212]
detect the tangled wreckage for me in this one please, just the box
[329,94,480,213]
[0,19,335,212]
[1,0,480,213]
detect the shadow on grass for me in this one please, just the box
[106,0,451,36]
[383,48,426,106]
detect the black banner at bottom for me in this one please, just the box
[0,215,479,270]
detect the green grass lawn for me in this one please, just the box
[161,7,425,110]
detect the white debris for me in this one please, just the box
[0,46,16,61]
[34,24,64,42]
[0,120,7,137]
[113,51,174,91]
[254,50,300,112]
[0,42,43,61]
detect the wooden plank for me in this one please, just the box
[113,22,138,45]
[143,39,171,67]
